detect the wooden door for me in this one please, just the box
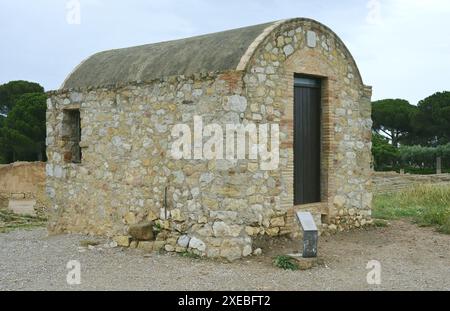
[294,76,321,205]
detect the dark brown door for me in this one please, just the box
[294,76,321,205]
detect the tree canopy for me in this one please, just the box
[414,91,450,146]
[0,80,44,115]
[372,132,398,170]
[0,81,46,163]
[371,92,450,173]
[372,99,417,147]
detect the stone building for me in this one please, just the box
[46,18,373,260]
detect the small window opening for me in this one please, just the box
[62,109,82,163]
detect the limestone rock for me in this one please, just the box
[147,211,158,221]
[124,212,137,225]
[242,245,252,257]
[170,209,185,222]
[253,248,263,256]
[328,224,337,231]
[189,237,206,252]
[153,241,165,251]
[270,216,285,227]
[113,235,130,247]
[333,195,346,208]
[266,227,280,236]
[220,246,242,262]
[213,221,242,237]
[128,221,154,241]
[177,235,191,248]
[227,95,248,112]
[165,244,175,252]
[198,216,208,224]
[287,254,318,270]
[245,226,260,236]
[283,44,294,56]
[138,241,154,252]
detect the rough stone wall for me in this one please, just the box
[242,19,373,235]
[0,162,47,215]
[47,19,373,260]
[47,72,260,260]
[373,172,450,194]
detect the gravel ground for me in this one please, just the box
[0,220,449,291]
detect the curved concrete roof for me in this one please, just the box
[61,18,363,89]
[61,21,277,89]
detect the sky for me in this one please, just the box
[0,0,449,105]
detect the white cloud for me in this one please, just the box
[366,0,382,25]
[0,0,448,105]
[351,0,450,104]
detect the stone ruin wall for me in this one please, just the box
[373,172,450,194]
[0,162,47,216]
[46,20,373,260]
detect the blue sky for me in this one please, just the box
[0,0,449,105]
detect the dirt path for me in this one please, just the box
[0,220,448,291]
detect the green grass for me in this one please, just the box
[0,209,47,233]
[180,251,201,259]
[273,255,299,271]
[373,184,450,234]
[372,219,389,227]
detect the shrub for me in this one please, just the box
[273,255,299,271]
[398,143,450,169]
[372,133,398,170]
[373,141,450,173]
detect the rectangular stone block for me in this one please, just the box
[8,200,36,216]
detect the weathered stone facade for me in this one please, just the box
[46,18,372,260]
